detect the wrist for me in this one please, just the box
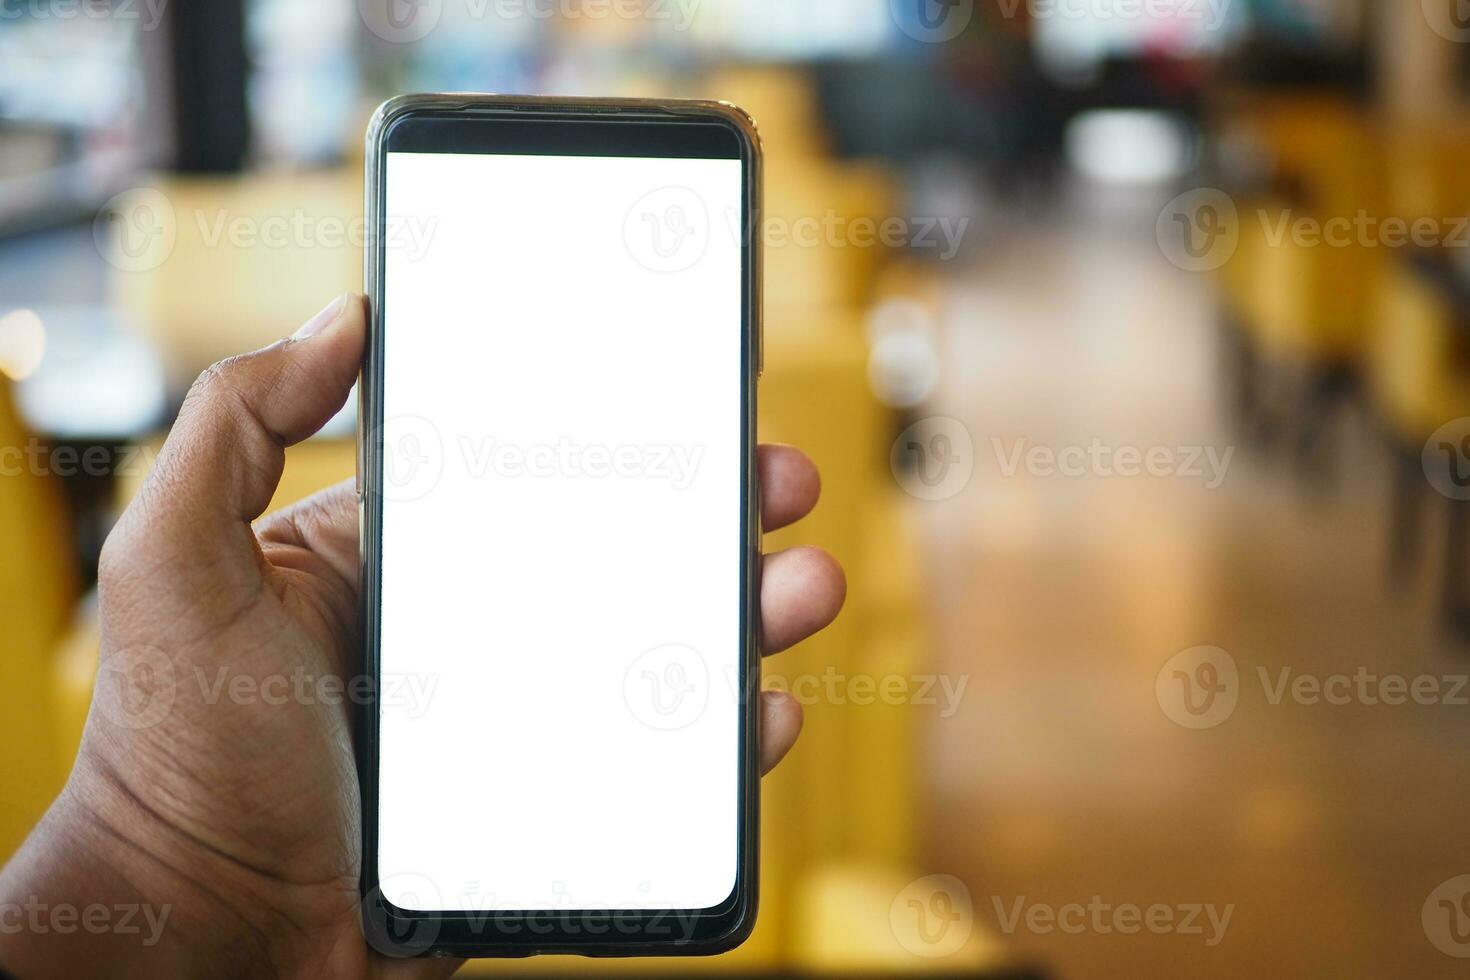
[0,753,288,978]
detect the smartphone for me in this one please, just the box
[357,95,762,958]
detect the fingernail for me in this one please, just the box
[292,293,349,340]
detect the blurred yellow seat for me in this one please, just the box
[1370,259,1470,444]
[704,66,901,318]
[793,865,1016,973]
[1383,121,1470,224]
[1363,116,1470,626]
[0,379,77,861]
[701,67,832,164]
[1371,119,1470,443]
[764,162,900,316]
[1370,254,1470,630]
[111,170,361,379]
[1221,96,1388,369]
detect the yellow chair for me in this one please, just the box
[1370,120,1470,454]
[1382,121,1470,225]
[1213,94,1388,478]
[0,379,77,861]
[704,66,901,318]
[1365,115,1470,630]
[1370,251,1470,633]
[1370,259,1469,451]
[763,162,900,315]
[1232,96,1387,359]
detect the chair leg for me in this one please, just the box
[1293,367,1350,488]
[1388,445,1422,588]
[1249,354,1285,453]
[1218,310,1256,436]
[1443,496,1470,642]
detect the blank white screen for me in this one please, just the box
[377,150,744,913]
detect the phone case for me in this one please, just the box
[356,94,763,959]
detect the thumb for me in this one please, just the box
[123,293,364,564]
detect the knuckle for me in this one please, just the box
[184,350,293,441]
[188,353,252,404]
[96,519,134,588]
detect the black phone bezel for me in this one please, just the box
[357,95,762,959]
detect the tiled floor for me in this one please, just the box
[916,187,1470,978]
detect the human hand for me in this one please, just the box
[0,294,845,978]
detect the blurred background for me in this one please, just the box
[7,0,1470,975]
